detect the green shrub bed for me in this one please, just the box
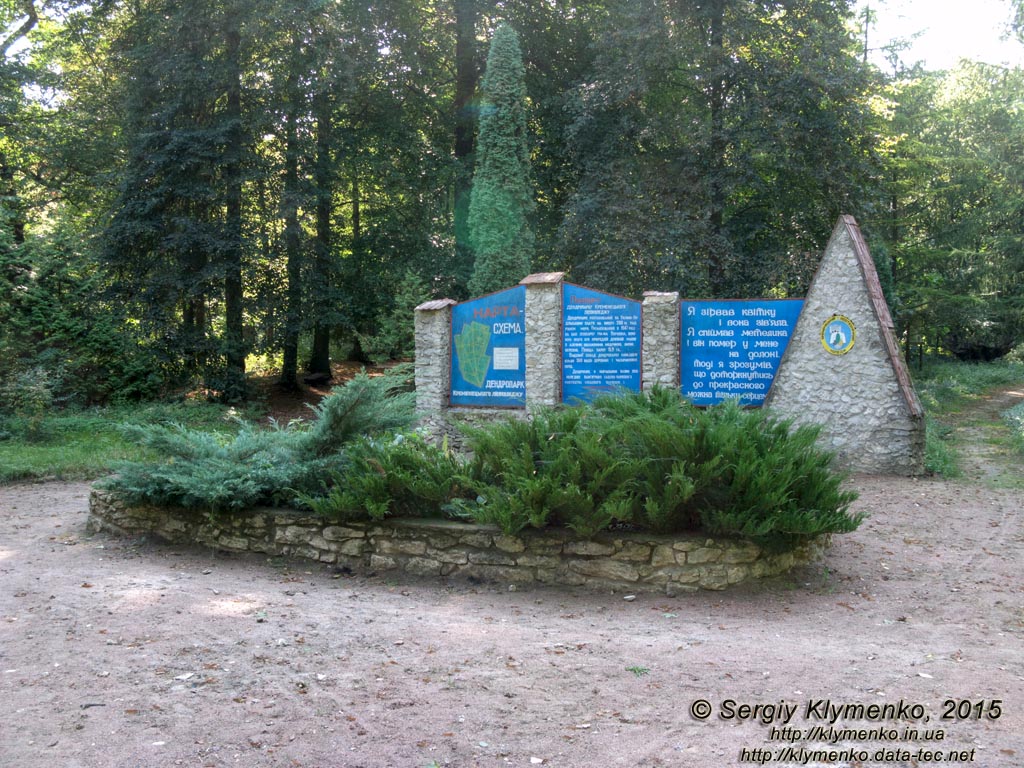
[103,380,862,553]
[302,388,861,552]
[98,371,417,509]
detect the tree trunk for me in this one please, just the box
[346,167,370,363]
[308,87,334,378]
[706,0,727,296]
[223,23,246,394]
[182,293,207,375]
[453,0,479,286]
[0,150,25,246]
[351,163,361,246]
[279,65,303,392]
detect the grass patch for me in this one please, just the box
[1003,401,1024,456]
[914,359,1024,416]
[913,358,1024,477]
[923,416,960,478]
[0,400,259,484]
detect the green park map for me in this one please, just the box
[454,321,492,388]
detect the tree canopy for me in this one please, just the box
[2,0,1023,404]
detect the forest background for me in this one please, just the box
[2,0,1024,408]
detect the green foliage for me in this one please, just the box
[0,237,166,404]
[298,369,417,457]
[100,370,417,511]
[885,64,1024,361]
[8,0,1024,414]
[461,406,641,536]
[0,399,249,484]
[357,271,430,364]
[556,0,873,298]
[0,365,60,441]
[102,420,333,511]
[102,0,250,377]
[915,359,1024,415]
[467,23,535,296]
[923,416,960,478]
[302,388,860,551]
[688,406,861,548]
[299,434,469,522]
[912,359,1024,476]
[1003,401,1024,455]
[458,391,860,550]
[0,426,142,484]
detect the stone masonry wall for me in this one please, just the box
[765,217,925,475]
[88,490,823,594]
[641,291,680,391]
[412,298,457,443]
[521,272,563,412]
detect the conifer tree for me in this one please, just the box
[467,23,534,296]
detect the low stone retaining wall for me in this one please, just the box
[87,489,825,593]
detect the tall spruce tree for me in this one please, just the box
[467,23,534,296]
[104,0,254,395]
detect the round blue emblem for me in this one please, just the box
[821,315,856,355]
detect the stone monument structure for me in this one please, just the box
[764,215,925,474]
[415,216,925,475]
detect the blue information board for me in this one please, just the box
[450,285,526,407]
[680,299,803,406]
[562,283,642,403]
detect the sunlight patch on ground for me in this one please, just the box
[115,588,168,608]
[199,595,266,618]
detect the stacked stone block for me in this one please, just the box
[641,291,680,391]
[88,490,821,594]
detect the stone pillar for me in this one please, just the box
[520,272,564,411]
[642,291,680,391]
[414,298,456,420]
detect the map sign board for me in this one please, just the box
[450,285,526,407]
[562,283,642,403]
[680,299,804,406]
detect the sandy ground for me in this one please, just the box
[1,393,1023,768]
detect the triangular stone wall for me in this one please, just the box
[765,216,925,475]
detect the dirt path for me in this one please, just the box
[952,386,1024,485]
[1,393,1023,768]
